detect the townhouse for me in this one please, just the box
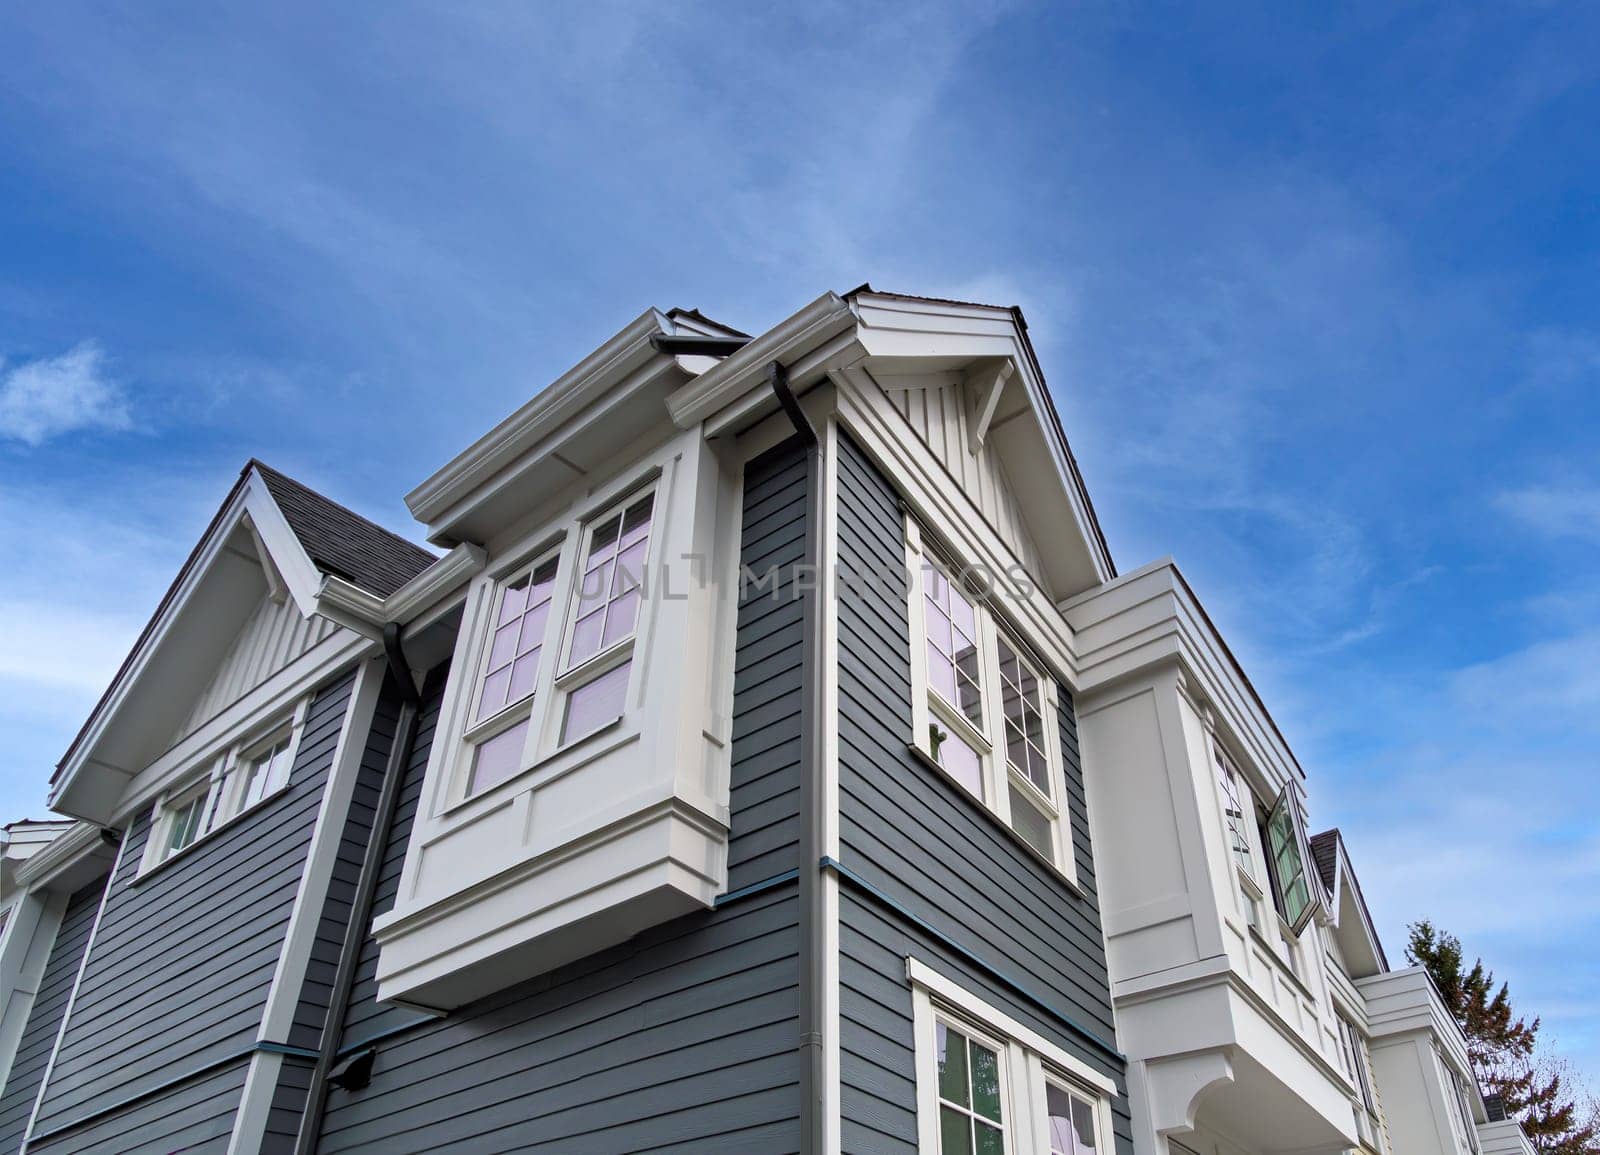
[0,286,1538,1154]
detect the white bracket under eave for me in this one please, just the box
[240,510,289,605]
[965,358,1015,455]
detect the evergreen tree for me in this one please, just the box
[1406,921,1598,1154]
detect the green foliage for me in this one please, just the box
[1406,921,1599,1154]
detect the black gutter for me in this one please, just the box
[768,359,825,1153]
[649,333,751,358]
[294,624,425,1155]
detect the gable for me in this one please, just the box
[51,462,430,825]
[881,369,1050,593]
[172,587,342,745]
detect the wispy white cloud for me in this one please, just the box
[1495,484,1600,542]
[0,342,132,446]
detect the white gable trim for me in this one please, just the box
[52,469,335,820]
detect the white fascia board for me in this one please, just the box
[50,471,330,815]
[406,310,668,526]
[1062,558,1306,792]
[50,484,250,813]
[241,472,325,619]
[851,292,1115,585]
[11,823,113,893]
[665,292,855,430]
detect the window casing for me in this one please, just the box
[906,520,1076,883]
[1337,1014,1378,1116]
[454,484,658,801]
[145,700,308,870]
[912,960,1113,1155]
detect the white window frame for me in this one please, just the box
[905,517,1078,885]
[443,471,665,807]
[550,482,658,744]
[142,697,310,873]
[910,958,1116,1155]
[458,548,564,797]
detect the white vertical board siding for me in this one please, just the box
[886,379,1047,587]
[176,596,339,743]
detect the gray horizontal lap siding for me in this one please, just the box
[28,1063,246,1155]
[833,430,1132,1153]
[0,879,106,1155]
[28,668,358,1141]
[313,441,809,1153]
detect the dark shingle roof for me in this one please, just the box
[252,462,436,597]
[1484,1094,1509,1122]
[1310,828,1341,897]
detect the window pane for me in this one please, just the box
[562,661,631,743]
[496,579,528,625]
[948,581,978,644]
[507,650,540,701]
[612,540,648,595]
[569,609,606,667]
[925,601,954,655]
[1070,1096,1098,1151]
[936,727,984,798]
[477,667,511,721]
[517,604,548,655]
[588,512,621,559]
[469,718,529,794]
[939,1107,973,1155]
[927,644,957,704]
[1009,784,1054,858]
[620,495,653,548]
[974,1122,1004,1155]
[969,1041,1002,1123]
[1048,1083,1073,1154]
[487,621,520,670]
[936,1023,969,1107]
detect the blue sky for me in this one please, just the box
[2,2,1596,1081]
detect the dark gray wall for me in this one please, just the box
[833,430,1133,1153]
[311,440,810,1154]
[26,668,358,1149]
[0,879,107,1155]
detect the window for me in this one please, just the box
[1261,789,1319,935]
[1215,748,1255,879]
[936,1020,1008,1154]
[557,490,654,743]
[456,486,659,799]
[466,556,559,794]
[912,960,1112,1155]
[907,524,1075,880]
[1046,1080,1100,1155]
[147,702,307,869]
[1337,1014,1377,1114]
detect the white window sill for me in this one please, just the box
[906,742,1086,901]
[132,782,293,885]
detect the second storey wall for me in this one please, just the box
[832,430,1133,1152]
[310,438,812,1154]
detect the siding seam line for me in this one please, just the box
[821,856,1126,1066]
[22,1041,318,1147]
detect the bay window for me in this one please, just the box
[906,518,1076,882]
[912,960,1113,1155]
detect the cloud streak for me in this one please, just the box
[0,342,131,446]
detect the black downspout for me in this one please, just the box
[769,360,826,1154]
[294,624,423,1155]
